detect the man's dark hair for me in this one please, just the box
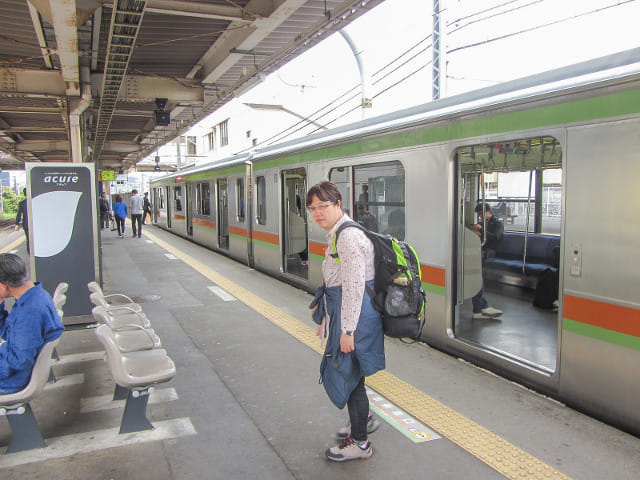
[306,181,342,207]
[132,189,138,194]
[0,253,29,287]
[474,203,492,214]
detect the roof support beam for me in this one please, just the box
[195,0,307,85]
[27,1,53,69]
[90,73,204,104]
[45,0,81,95]
[17,139,140,153]
[0,68,66,96]
[143,0,253,22]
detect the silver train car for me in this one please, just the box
[150,48,640,436]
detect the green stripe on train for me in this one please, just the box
[563,318,640,352]
[253,238,280,250]
[254,89,640,170]
[422,282,445,297]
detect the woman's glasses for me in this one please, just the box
[306,202,336,213]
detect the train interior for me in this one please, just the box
[455,136,563,371]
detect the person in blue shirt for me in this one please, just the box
[112,194,128,238]
[0,253,64,394]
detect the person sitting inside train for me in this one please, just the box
[356,203,378,232]
[384,209,405,241]
[468,203,503,320]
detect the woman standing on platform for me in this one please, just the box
[112,194,127,238]
[307,180,385,462]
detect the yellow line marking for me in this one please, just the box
[143,229,572,480]
[0,236,25,254]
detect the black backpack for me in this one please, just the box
[332,221,426,341]
[533,268,559,309]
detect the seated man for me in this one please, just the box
[0,253,64,394]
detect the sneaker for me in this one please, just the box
[336,413,380,439]
[481,306,503,317]
[326,438,372,462]
[472,312,491,320]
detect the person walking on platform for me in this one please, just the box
[142,192,152,225]
[307,180,385,462]
[112,194,127,238]
[129,189,143,238]
[99,192,110,230]
[14,188,29,254]
[0,253,64,394]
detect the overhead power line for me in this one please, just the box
[448,0,635,55]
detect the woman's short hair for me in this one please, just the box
[0,253,29,287]
[115,194,123,202]
[306,181,342,207]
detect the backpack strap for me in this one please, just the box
[330,221,376,300]
[330,221,367,263]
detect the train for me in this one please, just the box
[150,48,640,436]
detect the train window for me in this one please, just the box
[196,183,210,216]
[256,176,266,225]
[236,178,245,222]
[354,162,405,240]
[454,136,563,372]
[329,167,352,216]
[174,186,182,212]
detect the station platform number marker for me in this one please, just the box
[366,386,441,443]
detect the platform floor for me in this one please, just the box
[1,224,639,479]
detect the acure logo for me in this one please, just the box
[43,174,79,187]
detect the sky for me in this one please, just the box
[235,0,640,139]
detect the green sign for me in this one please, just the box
[101,170,115,181]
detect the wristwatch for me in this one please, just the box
[344,330,354,336]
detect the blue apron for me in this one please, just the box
[310,280,385,408]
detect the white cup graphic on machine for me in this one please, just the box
[32,191,82,258]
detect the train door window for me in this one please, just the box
[281,168,308,279]
[354,162,405,239]
[328,167,352,216]
[217,178,229,249]
[256,176,267,225]
[185,184,193,236]
[454,136,563,372]
[236,178,245,222]
[174,186,183,212]
[166,186,172,228]
[196,182,211,216]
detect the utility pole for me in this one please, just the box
[432,0,442,100]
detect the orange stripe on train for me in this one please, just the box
[564,294,640,338]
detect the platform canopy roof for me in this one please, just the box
[0,0,384,172]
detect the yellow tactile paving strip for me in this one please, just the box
[0,236,26,254]
[145,230,572,480]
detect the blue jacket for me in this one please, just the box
[112,201,127,220]
[310,280,385,408]
[0,283,64,393]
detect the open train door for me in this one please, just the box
[281,168,308,279]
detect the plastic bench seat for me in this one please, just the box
[92,305,151,330]
[94,325,175,433]
[0,339,59,453]
[88,282,143,313]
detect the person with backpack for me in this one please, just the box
[306,181,385,462]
